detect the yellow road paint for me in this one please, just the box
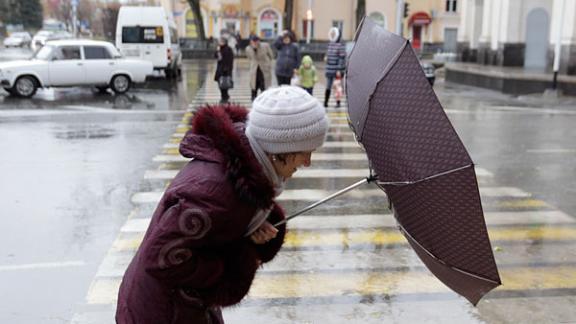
[164,148,180,155]
[86,266,576,304]
[498,199,549,208]
[110,227,576,253]
[327,112,348,117]
[249,267,576,299]
[283,226,576,248]
[169,137,182,144]
[111,234,144,252]
[87,278,121,304]
[176,126,190,133]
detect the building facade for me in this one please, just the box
[165,0,460,51]
[458,0,576,74]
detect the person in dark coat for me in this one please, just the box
[214,37,234,103]
[273,30,300,85]
[116,86,329,324]
[323,27,346,107]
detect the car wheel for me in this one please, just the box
[110,75,131,94]
[13,76,38,98]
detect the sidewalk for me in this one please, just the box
[445,62,576,96]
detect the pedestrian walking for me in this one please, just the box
[245,35,274,101]
[323,27,346,107]
[296,55,318,95]
[116,86,329,324]
[332,70,344,108]
[214,37,234,104]
[274,30,300,86]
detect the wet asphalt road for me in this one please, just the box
[1,47,576,323]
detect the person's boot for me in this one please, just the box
[336,100,341,108]
[324,89,331,107]
[251,89,257,101]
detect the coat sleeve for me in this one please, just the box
[245,46,254,60]
[293,45,301,70]
[253,203,286,263]
[267,44,275,60]
[273,37,283,50]
[141,187,237,289]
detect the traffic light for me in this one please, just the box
[404,3,410,18]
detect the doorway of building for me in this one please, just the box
[524,8,549,70]
[444,28,458,53]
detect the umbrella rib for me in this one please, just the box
[377,164,473,186]
[395,220,501,285]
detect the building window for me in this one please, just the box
[302,19,315,39]
[259,9,280,39]
[446,0,457,12]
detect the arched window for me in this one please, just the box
[258,8,282,39]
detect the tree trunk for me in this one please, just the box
[187,0,206,41]
[283,0,294,32]
[355,0,366,30]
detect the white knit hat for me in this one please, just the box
[246,86,329,154]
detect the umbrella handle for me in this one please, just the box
[274,175,377,227]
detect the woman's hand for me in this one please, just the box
[250,221,278,244]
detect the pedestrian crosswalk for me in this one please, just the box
[71,64,576,324]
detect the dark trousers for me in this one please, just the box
[252,67,266,101]
[219,88,229,103]
[302,87,313,95]
[276,75,291,86]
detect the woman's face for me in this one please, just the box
[272,151,313,180]
[282,36,291,44]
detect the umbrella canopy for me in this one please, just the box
[346,17,502,305]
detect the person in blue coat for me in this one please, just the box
[274,30,300,86]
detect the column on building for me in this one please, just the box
[477,0,493,64]
[551,0,576,74]
[457,0,484,62]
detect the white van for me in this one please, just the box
[115,6,182,78]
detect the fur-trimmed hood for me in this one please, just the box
[179,104,275,210]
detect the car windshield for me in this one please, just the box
[33,45,54,60]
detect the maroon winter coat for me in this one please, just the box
[116,104,286,324]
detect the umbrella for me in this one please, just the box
[343,17,502,305]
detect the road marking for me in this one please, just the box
[120,210,574,234]
[131,186,533,205]
[489,106,576,115]
[84,266,576,304]
[161,141,361,149]
[153,152,368,162]
[527,148,576,154]
[0,260,86,271]
[283,227,576,248]
[110,226,576,253]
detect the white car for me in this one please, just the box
[31,30,73,51]
[0,39,153,97]
[3,32,32,48]
[31,30,54,51]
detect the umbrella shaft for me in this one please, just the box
[274,177,372,227]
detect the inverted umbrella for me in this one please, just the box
[344,17,502,305]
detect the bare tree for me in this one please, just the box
[283,0,294,32]
[186,0,206,40]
